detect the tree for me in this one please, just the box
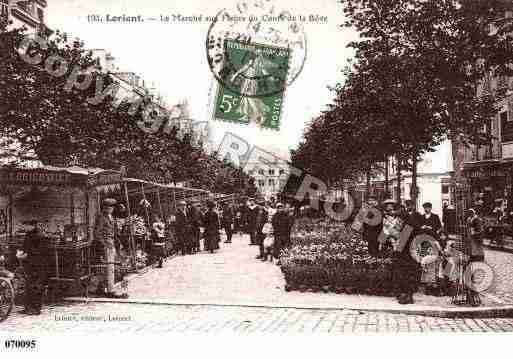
[0,20,257,195]
[292,0,512,205]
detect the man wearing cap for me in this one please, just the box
[94,198,128,299]
[18,220,49,315]
[419,202,442,240]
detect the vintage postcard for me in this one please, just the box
[1,0,513,356]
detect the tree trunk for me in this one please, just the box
[384,155,389,199]
[411,153,418,210]
[396,157,402,204]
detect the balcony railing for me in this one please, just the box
[10,1,43,28]
[474,142,502,161]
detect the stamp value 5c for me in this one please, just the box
[212,39,290,130]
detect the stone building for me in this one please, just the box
[1,0,47,33]
[454,4,513,215]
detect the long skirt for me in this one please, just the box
[205,232,219,252]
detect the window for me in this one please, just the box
[18,0,36,17]
[1,0,8,19]
[37,7,44,22]
[441,185,449,195]
[269,179,275,186]
[502,111,510,123]
[258,180,265,187]
[279,169,285,175]
[268,169,275,176]
[482,121,490,134]
[258,169,264,175]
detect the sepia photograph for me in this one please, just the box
[1,0,513,355]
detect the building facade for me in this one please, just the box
[454,4,513,215]
[391,141,454,215]
[360,141,454,215]
[1,0,47,33]
[244,161,290,200]
[90,48,170,116]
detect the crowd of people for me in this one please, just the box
[86,196,298,302]
[360,195,485,305]
[2,193,489,316]
[172,198,296,263]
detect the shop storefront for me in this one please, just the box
[462,161,509,216]
[0,165,124,295]
[0,165,222,298]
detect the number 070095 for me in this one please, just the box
[4,339,37,349]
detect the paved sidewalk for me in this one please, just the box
[66,233,513,317]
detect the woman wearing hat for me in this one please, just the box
[203,201,221,253]
[379,200,404,252]
[361,196,383,257]
[174,201,191,255]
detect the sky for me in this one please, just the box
[45,0,358,157]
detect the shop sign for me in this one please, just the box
[466,167,504,178]
[87,171,124,187]
[0,169,79,186]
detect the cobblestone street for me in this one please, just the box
[3,234,513,333]
[483,248,513,304]
[3,302,513,334]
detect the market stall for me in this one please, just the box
[0,165,124,296]
[121,179,211,263]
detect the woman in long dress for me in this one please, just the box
[203,201,220,253]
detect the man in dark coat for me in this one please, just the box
[419,202,442,240]
[222,203,235,243]
[18,220,49,315]
[271,203,290,259]
[394,199,422,304]
[174,201,191,255]
[239,202,249,234]
[203,201,220,253]
[284,203,295,248]
[189,202,203,253]
[247,200,258,245]
[255,200,269,259]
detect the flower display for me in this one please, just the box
[126,215,147,236]
[281,218,395,295]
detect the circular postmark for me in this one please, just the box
[206,1,307,98]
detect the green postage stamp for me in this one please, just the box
[212,39,291,130]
